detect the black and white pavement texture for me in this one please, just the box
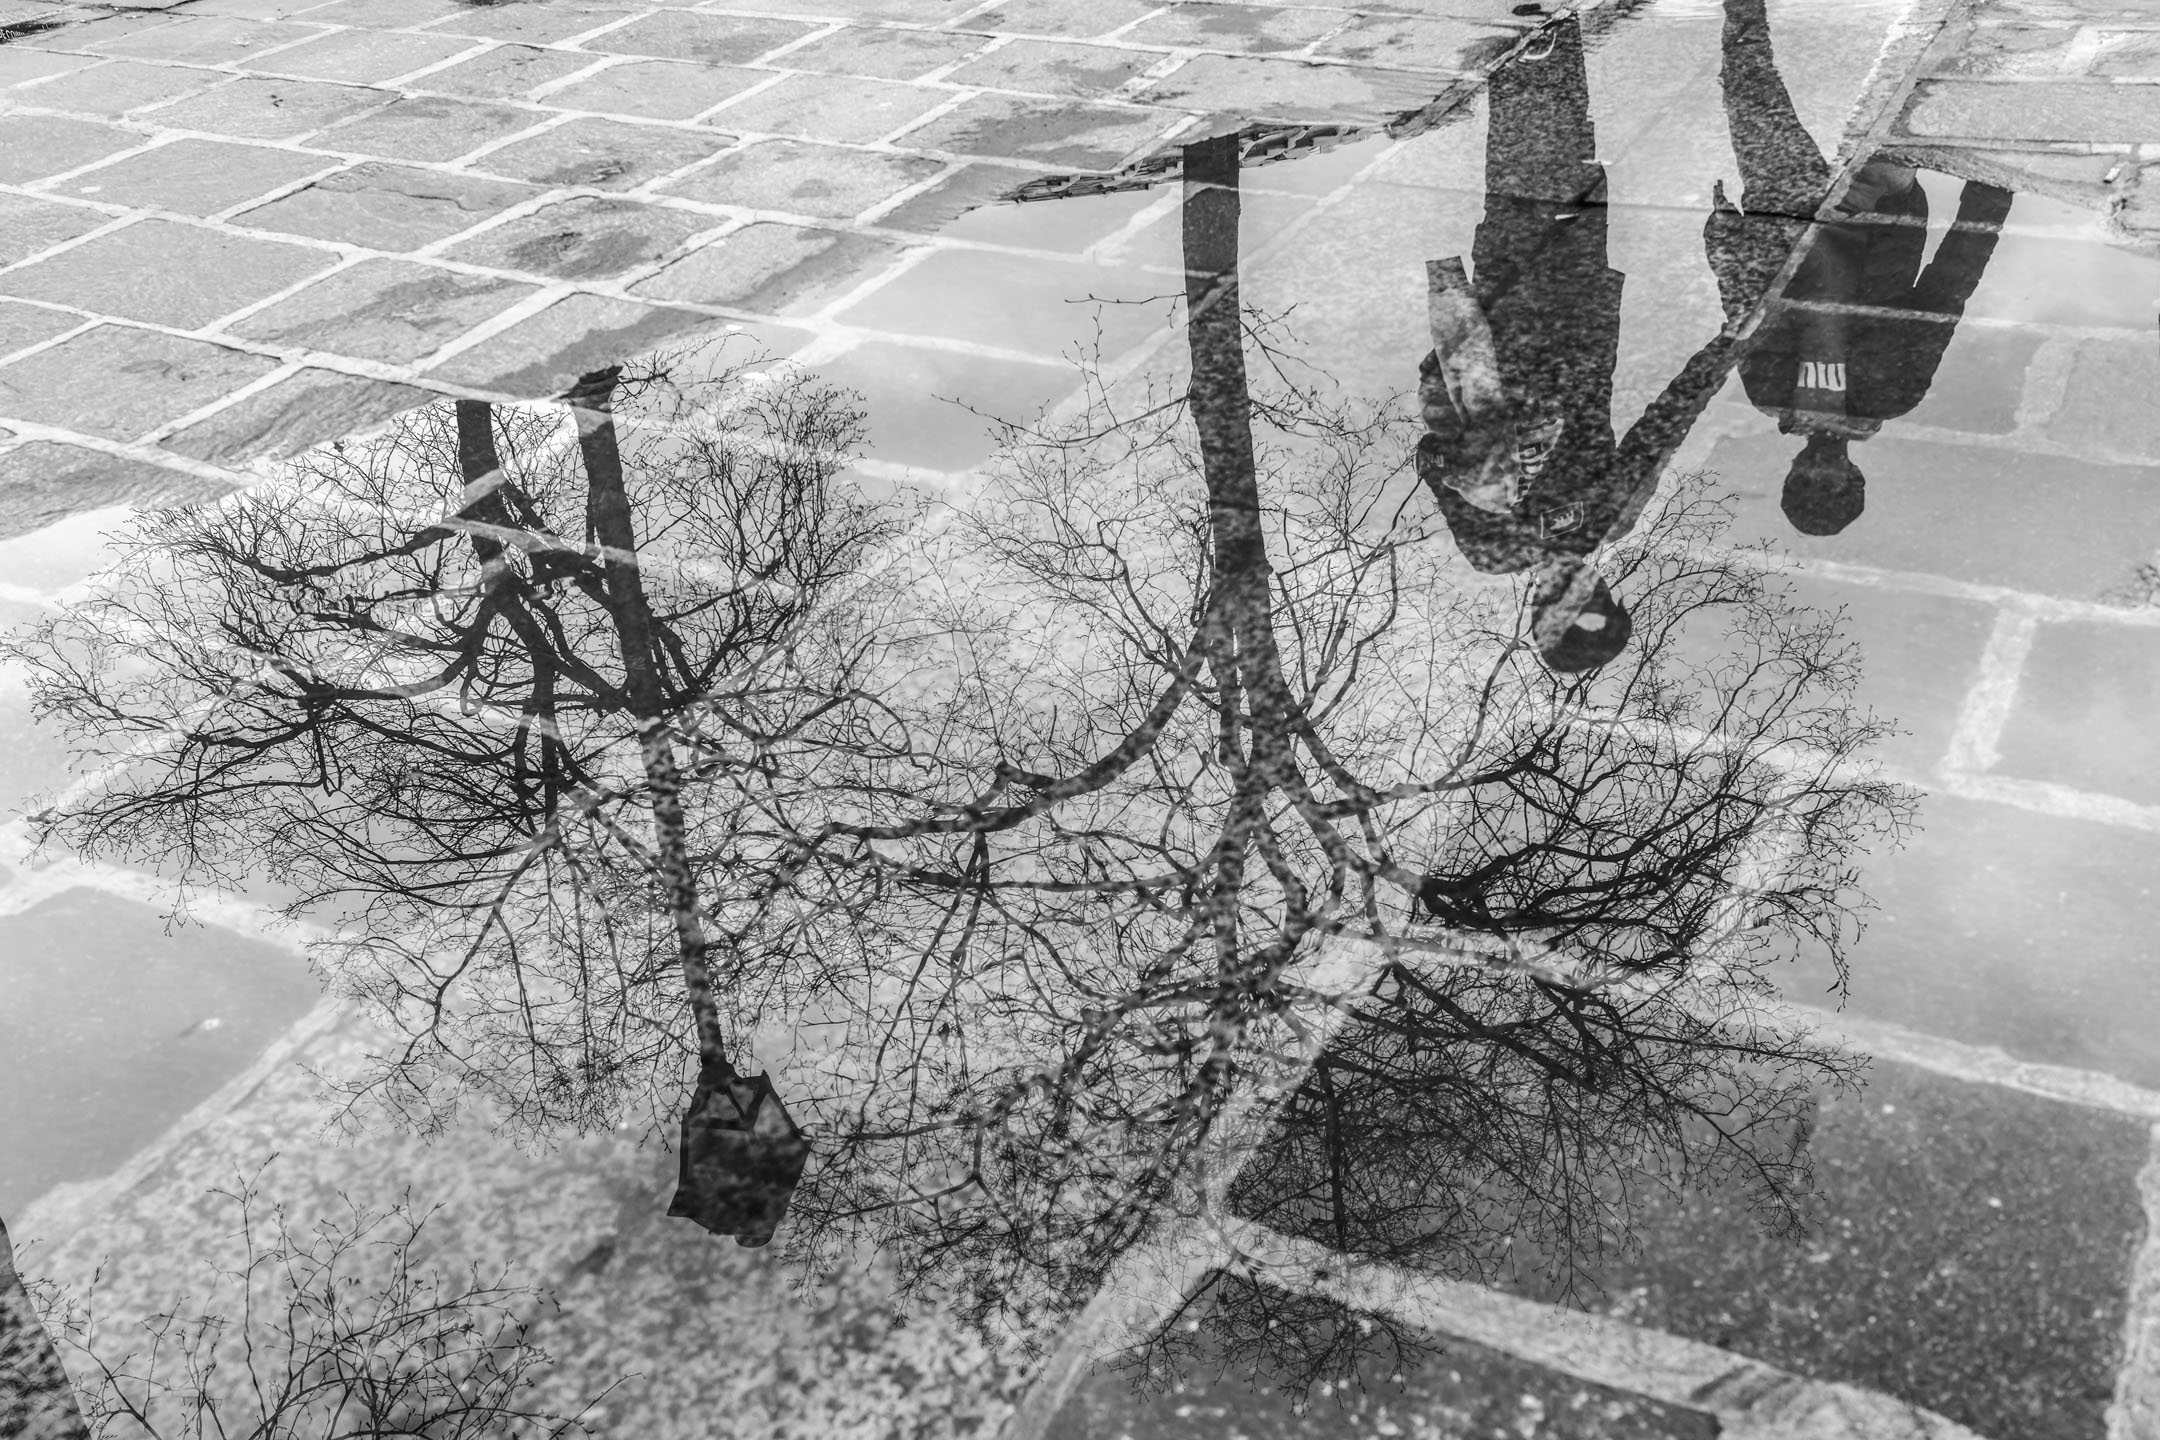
[4,1,2160,1438]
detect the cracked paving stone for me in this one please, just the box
[437,196,713,282]
[231,258,541,364]
[0,325,280,439]
[231,161,541,249]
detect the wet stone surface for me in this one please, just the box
[3,1,2159,1438]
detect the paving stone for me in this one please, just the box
[0,440,240,542]
[705,70,947,143]
[426,291,715,398]
[229,257,540,363]
[1123,1,1351,54]
[235,25,477,83]
[308,92,541,160]
[1926,21,2081,77]
[1050,1313,1719,1440]
[160,365,433,465]
[2043,333,2160,457]
[402,41,598,99]
[1768,570,2000,777]
[1312,11,1521,70]
[231,160,539,249]
[628,222,896,312]
[180,0,339,17]
[872,159,1056,232]
[2091,27,2160,75]
[0,193,107,266]
[1140,53,1451,123]
[945,37,1157,96]
[837,246,1171,359]
[656,137,943,218]
[1505,1061,2148,1440]
[77,14,325,64]
[471,115,732,190]
[296,0,461,27]
[0,218,333,329]
[18,9,171,50]
[807,340,1081,469]
[1897,323,2042,438]
[1709,429,2160,601]
[1994,619,2160,806]
[132,74,395,139]
[901,92,1180,167]
[1902,77,2160,142]
[45,137,338,217]
[0,302,81,360]
[0,47,98,85]
[437,195,712,280]
[713,0,980,19]
[418,0,631,45]
[576,10,821,66]
[0,325,280,438]
[1786,786,2160,1085]
[973,0,1163,40]
[0,113,141,183]
[777,23,988,80]
[5,57,226,115]
[901,176,1164,250]
[539,56,764,120]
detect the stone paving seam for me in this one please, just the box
[1941,602,2039,773]
[1230,1219,1991,1440]
[2112,1128,2160,1440]
[1935,771,2160,834]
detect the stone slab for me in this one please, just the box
[628,222,896,313]
[944,38,1159,97]
[0,194,107,267]
[538,56,765,121]
[401,41,599,100]
[436,195,714,282]
[305,92,540,161]
[0,113,141,183]
[235,25,476,84]
[900,91,1183,168]
[777,23,989,81]
[0,218,333,329]
[1499,1060,2151,1440]
[469,115,734,191]
[704,69,949,143]
[5,56,226,115]
[229,258,540,363]
[425,292,715,398]
[655,137,945,219]
[44,137,339,217]
[1780,791,2160,1088]
[0,302,80,361]
[0,439,241,540]
[1903,77,2160,142]
[576,10,822,67]
[1994,619,2160,806]
[231,160,540,250]
[129,74,397,140]
[1139,53,1450,124]
[0,325,280,438]
[160,365,433,465]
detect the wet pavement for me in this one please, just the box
[4,1,2160,1439]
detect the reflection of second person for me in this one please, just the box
[1711,0,2013,536]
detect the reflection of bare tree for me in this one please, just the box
[7,357,896,1153]
[731,135,1908,1381]
[4,1216,89,1440]
[10,135,1909,1396]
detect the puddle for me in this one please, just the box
[2,2,2156,1438]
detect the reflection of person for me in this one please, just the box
[1418,18,1635,672]
[1710,0,2012,535]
